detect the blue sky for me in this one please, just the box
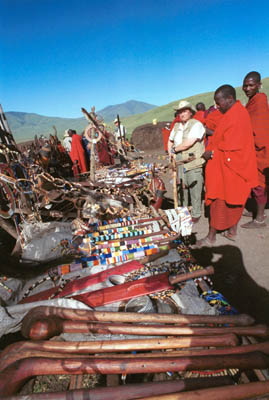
[1,0,269,117]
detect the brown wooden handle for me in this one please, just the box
[1,352,268,397]
[0,377,234,399]
[138,381,269,400]
[21,306,255,327]
[169,266,214,284]
[22,317,268,341]
[2,334,239,367]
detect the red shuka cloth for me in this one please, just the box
[97,133,114,166]
[163,115,181,152]
[70,134,87,173]
[205,109,223,131]
[245,92,269,187]
[205,101,258,206]
[210,199,244,230]
[194,110,206,124]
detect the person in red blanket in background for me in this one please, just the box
[203,105,223,147]
[97,124,114,166]
[69,129,88,174]
[195,85,258,247]
[194,102,206,124]
[241,71,269,229]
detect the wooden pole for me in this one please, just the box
[172,155,178,208]
[90,125,96,182]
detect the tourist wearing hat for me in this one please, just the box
[168,100,206,223]
[62,129,72,153]
[114,118,127,141]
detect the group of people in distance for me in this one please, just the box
[62,107,127,176]
[168,71,269,247]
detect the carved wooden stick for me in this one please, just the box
[169,266,214,284]
[138,380,269,400]
[22,305,255,326]
[4,340,269,373]
[172,155,178,208]
[1,352,268,397]
[0,334,239,371]
[3,377,234,400]
[22,317,267,341]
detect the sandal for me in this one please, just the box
[242,210,253,217]
[241,219,267,229]
[194,237,216,249]
[221,231,237,242]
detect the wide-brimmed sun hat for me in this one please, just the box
[63,129,71,138]
[173,100,195,112]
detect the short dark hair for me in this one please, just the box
[244,71,261,83]
[215,84,236,100]
[196,102,206,111]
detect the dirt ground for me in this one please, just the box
[145,149,269,325]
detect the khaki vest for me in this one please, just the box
[174,118,205,181]
[174,119,205,180]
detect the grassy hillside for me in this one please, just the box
[6,100,156,143]
[121,77,269,138]
[6,78,269,142]
[6,112,88,143]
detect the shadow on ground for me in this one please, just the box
[191,244,269,325]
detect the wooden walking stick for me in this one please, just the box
[172,154,178,208]
[90,125,96,182]
[1,352,269,397]
[138,380,269,400]
[0,334,239,372]
[2,377,234,399]
[21,305,255,327]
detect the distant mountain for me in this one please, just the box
[6,100,157,143]
[6,112,87,143]
[97,100,157,122]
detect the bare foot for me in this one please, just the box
[241,219,266,229]
[194,236,216,248]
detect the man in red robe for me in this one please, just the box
[193,102,206,124]
[196,85,258,247]
[240,71,269,229]
[69,130,88,174]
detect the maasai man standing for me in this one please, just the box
[241,71,269,229]
[196,85,258,247]
[70,130,88,174]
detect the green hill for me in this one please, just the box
[6,112,88,143]
[121,77,269,138]
[6,100,157,143]
[5,78,269,142]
